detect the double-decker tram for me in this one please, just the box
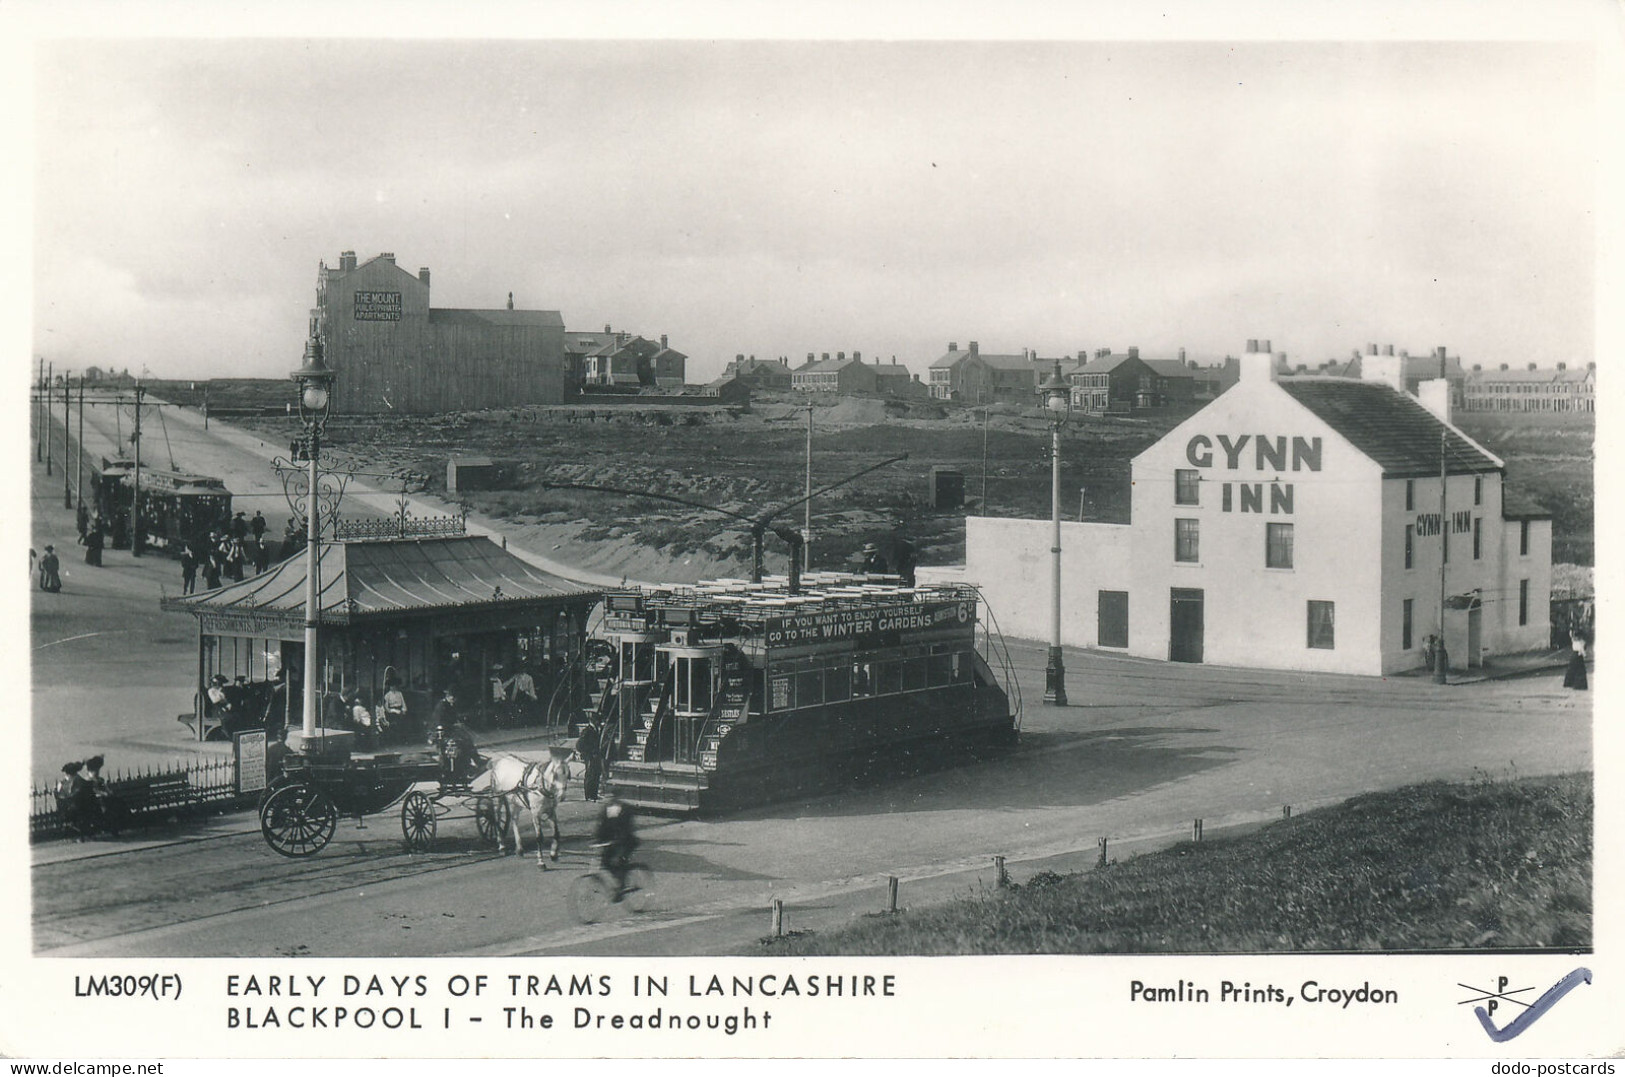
[596,571,1020,813]
[93,455,232,553]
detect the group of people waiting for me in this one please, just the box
[52,755,118,841]
[180,510,276,594]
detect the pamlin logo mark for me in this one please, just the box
[1459,968,1592,1042]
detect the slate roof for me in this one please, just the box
[1277,379,1501,477]
[429,308,565,329]
[162,536,597,625]
[1143,359,1197,379]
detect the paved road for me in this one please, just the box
[29,410,1593,956]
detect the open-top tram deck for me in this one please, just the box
[595,572,1020,813]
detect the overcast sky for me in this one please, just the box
[29,37,1599,383]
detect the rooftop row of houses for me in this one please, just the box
[925,339,1597,416]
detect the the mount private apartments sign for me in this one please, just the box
[354,290,402,321]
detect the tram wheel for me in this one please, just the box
[259,784,338,858]
[474,795,511,849]
[401,791,437,852]
[568,873,614,924]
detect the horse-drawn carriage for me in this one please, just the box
[257,748,568,860]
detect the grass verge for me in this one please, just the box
[760,772,1591,954]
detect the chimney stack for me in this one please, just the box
[1362,349,1406,392]
[1417,377,1452,424]
[1557,362,1566,371]
[948,342,958,352]
[379,252,395,264]
[853,351,861,363]
[604,324,612,334]
[1240,338,1277,384]
[1528,363,1538,371]
[1178,347,1186,363]
[1368,344,1379,356]
[1384,344,1395,357]
[340,250,357,271]
[968,341,979,356]
[418,267,431,286]
[1500,364,1509,371]
[661,334,668,349]
[1128,346,1139,360]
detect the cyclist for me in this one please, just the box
[593,795,639,900]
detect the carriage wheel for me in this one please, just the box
[400,791,437,852]
[259,784,338,858]
[475,795,511,848]
[568,873,614,924]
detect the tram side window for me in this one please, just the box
[876,660,903,696]
[928,649,955,687]
[852,660,874,698]
[795,663,823,710]
[825,662,851,702]
[901,654,928,692]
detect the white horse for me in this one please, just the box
[483,751,570,866]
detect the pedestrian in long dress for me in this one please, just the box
[1563,632,1589,691]
[38,545,62,592]
[83,526,103,567]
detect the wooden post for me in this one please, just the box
[1283,805,1292,819]
[886,876,899,913]
[994,855,1008,888]
[1193,818,1204,842]
[770,899,784,937]
[1096,836,1108,868]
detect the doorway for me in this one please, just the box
[1170,588,1204,663]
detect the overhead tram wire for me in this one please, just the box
[538,453,908,586]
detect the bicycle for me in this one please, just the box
[568,854,654,924]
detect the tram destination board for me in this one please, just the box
[763,598,972,648]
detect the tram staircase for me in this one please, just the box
[607,668,750,813]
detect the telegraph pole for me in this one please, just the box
[75,377,85,511]
[1434,428,1448,683]
[36,359,44,462]
[803,403,813,571]
[62,372,73,508]
[44,362,53,476]
[131,384,145,556]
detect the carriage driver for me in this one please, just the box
[429,689,483,784]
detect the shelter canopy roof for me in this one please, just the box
[161,536,599,626]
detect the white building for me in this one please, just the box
[965,342,1553,675]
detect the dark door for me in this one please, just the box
[1097,590,1129,649]
[1170,588,1204,663]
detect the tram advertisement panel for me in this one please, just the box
[764,599,972,648]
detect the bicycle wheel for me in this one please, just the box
[623,864,655,913]
[568,873,614,924]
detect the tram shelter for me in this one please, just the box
[162,534,601,742]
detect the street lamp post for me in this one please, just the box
[1038,360,1070,706]
[291,332,336,750]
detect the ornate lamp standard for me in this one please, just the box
[289,331,337,751]
[1038,359,1070,705]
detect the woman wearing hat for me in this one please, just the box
[205,674,233,722]
[54,762,88,840]
[38,545,62,592]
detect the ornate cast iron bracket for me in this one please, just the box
[271,454,359,539]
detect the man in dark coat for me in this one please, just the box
[250,510,267,541]
[83,525,103,567]
[576,718,604,801]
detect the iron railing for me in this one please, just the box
[30,754,248,843]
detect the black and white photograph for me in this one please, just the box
[4,2,1620,1064]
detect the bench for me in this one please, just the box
[105,773,194,819]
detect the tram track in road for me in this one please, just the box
[33,826,507,955]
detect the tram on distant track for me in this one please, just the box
[94,455,232,553]
[593,570,1021,813]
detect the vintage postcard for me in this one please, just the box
[2,1,1619,1065]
